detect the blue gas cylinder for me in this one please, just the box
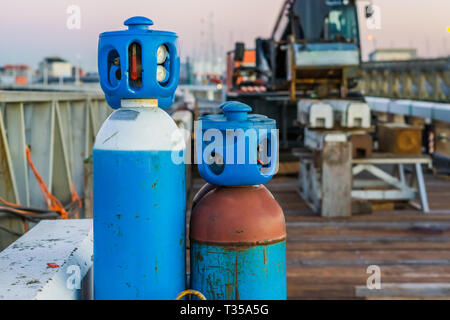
[94,17,185,300]
[190,101,286,300]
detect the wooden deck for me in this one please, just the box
[188,171,450,300]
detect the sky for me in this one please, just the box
[0,0,449,72]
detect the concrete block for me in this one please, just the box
[0,219,93,300]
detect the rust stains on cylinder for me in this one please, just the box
[190,184,286,244]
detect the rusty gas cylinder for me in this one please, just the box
[190,184,286,300]
[190,97,286,300]
[190,101,285,300]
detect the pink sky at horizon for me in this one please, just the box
[0,0,449,72]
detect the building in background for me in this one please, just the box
[369,48,418,61]
[0,65,31,85]
[193,58,225,85]
[38,56,73,78]
[72,66,86,78]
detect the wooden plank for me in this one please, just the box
[287,265,450,285]
[321,141,352,217]
[286,249,450,264]
[288,283,356,300]
[286,226,450,240]
[285,220,450,228]
[285,212,450,222]
[355,283,450,299]
[286,240,450,251]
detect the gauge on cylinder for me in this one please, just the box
[157,45,168,64]
[157,65,169,83]
[257,139,270,166]
[207,151,225,175]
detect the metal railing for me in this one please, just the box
[0,90,110,247]
[360,58,450,103]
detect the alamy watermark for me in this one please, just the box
[66,264,81,290]
[366,265,381,290]
[170,121,279,173]
[366,5,382,30]
[66,5,81,30]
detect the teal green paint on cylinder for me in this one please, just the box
[190,241,286,300]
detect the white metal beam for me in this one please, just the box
[0,219,93,300]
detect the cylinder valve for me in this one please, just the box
[98,16,180,109]
[196,101,278,186]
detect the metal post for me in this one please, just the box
[415,163,430,213]
[398,163,406,185]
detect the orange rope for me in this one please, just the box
[70,182,82,219]
[0,204,30,232]
[0,197,30,232]
[25,147,69,219]
[0,197,21,207]
[0,205,35,215]
[0,147,83,233]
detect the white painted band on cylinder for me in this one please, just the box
[94,107,185,151]
[121,99,158,108]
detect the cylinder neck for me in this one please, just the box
[121,99,158,108]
